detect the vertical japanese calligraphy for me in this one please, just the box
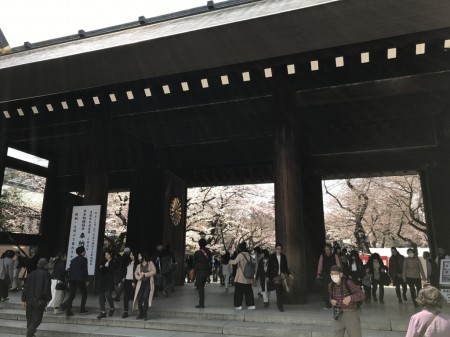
[66,205,101,275]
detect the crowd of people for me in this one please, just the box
[4,241,449,337]
[190,239,293,312]
[317,243,450,337]
[317,243,448,309]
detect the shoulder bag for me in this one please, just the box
[417,312,439,337]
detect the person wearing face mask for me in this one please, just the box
[329,265,365,337]
[389,247,408,303]
[403,248,426,307]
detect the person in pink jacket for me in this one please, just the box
[405,286,450,337]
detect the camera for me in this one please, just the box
[333,307,343,320]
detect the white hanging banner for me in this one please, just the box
[66,205,101,275]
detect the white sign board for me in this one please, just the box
[439,259,450,287]
[66,205,101,275]
[441,288,450,304]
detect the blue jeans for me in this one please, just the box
[137,280,150,315]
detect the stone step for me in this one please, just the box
[0,302,408,332]
[0,318,407,337]
[0,310,407,337]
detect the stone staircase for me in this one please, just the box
[0,301,408,337]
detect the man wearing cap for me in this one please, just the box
[22,258,52,337]
[329,265,365,337]
[114,247,131,301]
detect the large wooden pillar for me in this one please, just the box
[302,170,326,290]
[0,121,8,197]
[127,164,187,285]
[421,163,450,256]
[420,111,450,257]
[83,114,110,268]
[274,83,326,302]
[274,85,308,303]
[127,148,164,252]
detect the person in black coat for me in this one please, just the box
[347,250,365,285]
[366,253,387,303]
[60,246,89,316]
[114,247,131,301]
[25,247,40,276]
[97,249,116,319]
[267,243,293,312]
[255,249,270,307]
[389,247,408,302]
[193,238,212,308]
[22,258,52,337]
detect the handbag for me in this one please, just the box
[379,271,391,286]
[55,281,68,291]
[273,273,286,286]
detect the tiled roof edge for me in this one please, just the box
[6,0,262,55]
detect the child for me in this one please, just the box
[362,268,372,304]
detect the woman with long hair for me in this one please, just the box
[122,250,139,318]
[366,253,387,303]
[403,248,426,307]
[48,252,67,314]
[347,250,364,285]
[132,252,156,320]
[97,249,116,319]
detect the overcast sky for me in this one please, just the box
[0,0,226,47]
